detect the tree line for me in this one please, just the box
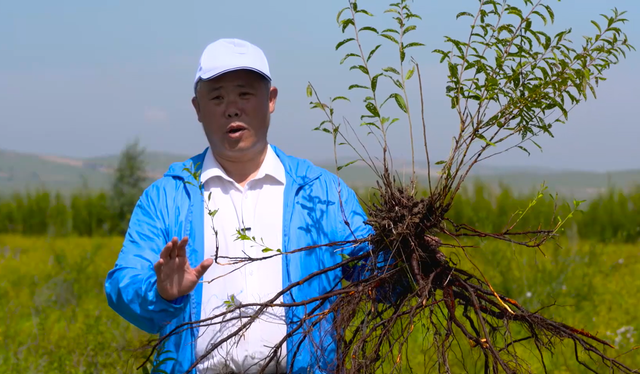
[0,139,149,237]
[1,169,639,243]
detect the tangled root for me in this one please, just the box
[328,173,638,374]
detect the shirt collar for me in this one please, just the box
[201,145,286,186]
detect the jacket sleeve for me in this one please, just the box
[104,181,190,334]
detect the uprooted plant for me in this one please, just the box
[139,0,637,373]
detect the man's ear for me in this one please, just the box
[268,86,278,114]
[192,96,202,123]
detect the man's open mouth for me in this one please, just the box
[227,125,247,134]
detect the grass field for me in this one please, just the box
[0,235,151,374]
[0,234,638,373]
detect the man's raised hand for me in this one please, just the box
[154,236,213,302]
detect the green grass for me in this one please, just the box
[1,234,638,373]
[0,235,151,374]
[433,237,640,373]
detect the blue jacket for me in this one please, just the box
[104,145,375,374]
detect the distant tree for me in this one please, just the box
[109,139,148,236]
[49,191,70,236]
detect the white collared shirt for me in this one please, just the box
[196,145,287,374]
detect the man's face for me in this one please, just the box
[192,69,278,161]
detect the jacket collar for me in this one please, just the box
[164,144,323,188]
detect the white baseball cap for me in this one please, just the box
[193,38,271,92]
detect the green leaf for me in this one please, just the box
[361,121,380,130]
[404,42,425,49]
[435,160,446,165]
[336,38,355,51]
[365,102,380,118]
[341,18,355,33]
[359,26,378,34]
[349,84,369,90]
[432,48,451,63]
[341,53,360,65]
[382,67,400,75]
[404,25,417,34]
[450,95,459,109]
[517,146,530,156]
[405,67,415,80]
[392,93,407,113]
[356,9,374,17]
[532,10,547,26]
[531,139,543,152]
[332,96,351,102]
[262,248,273,253]
[381,28,399,34]
[306,84,313,98]
[336,6,349,24]
[448,62,459,79]
[142,366,150,374]
[350,65,370,75]
[371,73,382,92]
[456,12,474,19]
[367,44,382,62]
[381,33,399,44]
[208,209,219,218]
[337,160,359,171]
[506,6,523,19]
[476,133,495,146]
[542,4,555,24]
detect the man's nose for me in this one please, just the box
[226,109,240,118]
[225,103,241,118]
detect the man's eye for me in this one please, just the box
[211,96,223,101]
[240,92,252,97]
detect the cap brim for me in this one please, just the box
[194,67,271,94]
[198,66,271,82]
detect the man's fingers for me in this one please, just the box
[177,236,189,258]
[154,258,164,276]
[160,241,173,261]
[169,237,179,260]
[193,258,213,279]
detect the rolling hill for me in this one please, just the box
[2,148,640,201]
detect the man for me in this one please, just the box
[104,38,376,374]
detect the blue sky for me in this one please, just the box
[1,0,638,171]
